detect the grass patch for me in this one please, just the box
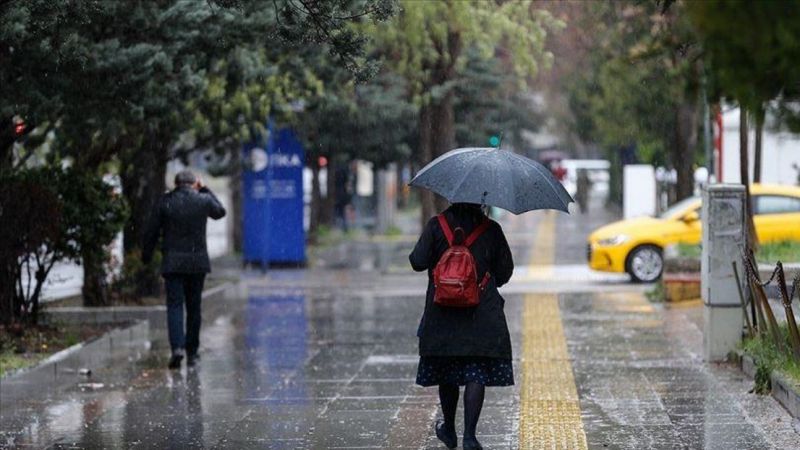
[757,240,800,264]
[0,353,46,377]
[674,240,800,264]
[0,323,117,378]
[741,324,800,393]
[645,280,666,303]
[384,225,403,237]
[675,243,702,259]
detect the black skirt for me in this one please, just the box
[416,356,514,387]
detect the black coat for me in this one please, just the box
[143,186,226,274]
[409,205,514,359]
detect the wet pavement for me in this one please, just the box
[3,198,800,448]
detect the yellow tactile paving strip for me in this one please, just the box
[519,212,588,449]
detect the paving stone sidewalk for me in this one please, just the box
[2,203,799,448]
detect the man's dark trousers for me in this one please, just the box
[164,273,206,356]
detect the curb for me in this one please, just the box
[1,320,150,389]
[735,351,800,418]
[41,281,234,326]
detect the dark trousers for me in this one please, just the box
[163,273,205,356]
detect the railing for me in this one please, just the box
[734,251,800,360]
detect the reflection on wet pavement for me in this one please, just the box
[564,291,800,449]
[2,206,800,448]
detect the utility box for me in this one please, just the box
[242,126,306,267]
[701,184,745,361]
[623,164,656,219]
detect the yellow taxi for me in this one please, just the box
[587,184,800,282]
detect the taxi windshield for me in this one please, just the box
[658,196,700,220]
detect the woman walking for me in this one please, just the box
[410,202,514,450]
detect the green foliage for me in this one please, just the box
[454,47,542,149]
[674,241,800,264]
[112,250,161,304]
[368,0,559,103]
[0,167,127,323]
[0,351,45,378]
[755,241,800,265]
[753,360,772,395]
[645,280,666,303]
[687,1,800,124]
[742,324,800,392]
[292,64,416,167]
[2,0,394,298]
[675,243,702,259]
[558,1,702,200]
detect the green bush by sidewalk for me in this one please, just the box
[741,324,800,393]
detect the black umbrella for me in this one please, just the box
[409,147,574,214]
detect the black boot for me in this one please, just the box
[462,436,483,450]
[435,419,457,449]
[168,350,184,369]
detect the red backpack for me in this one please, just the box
[433,214,491,307]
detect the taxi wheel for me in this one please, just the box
[626,245,663,283]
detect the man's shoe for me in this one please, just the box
[187,354,199,367]
[168,351,184,369]
[434,419,457,449]
[462,437,483,450]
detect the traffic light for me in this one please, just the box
[13,117,25,136]
[488,135,500,147]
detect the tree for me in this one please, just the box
[454,47,543,151]
[291,55,416,237]
[2,0,394,296]
[552,1,702,203]
[685,1,800,249]
[368,0,559,222]
[0,167,126,323]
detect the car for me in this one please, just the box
[587,184,800,282]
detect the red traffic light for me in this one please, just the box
[13,120,25,136]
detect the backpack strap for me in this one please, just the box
[464,218,490,247]
[437,214,454,246]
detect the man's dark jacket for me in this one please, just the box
[143,186,226,274]
[409,204,514,359]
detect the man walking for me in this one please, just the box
[144,170,226,369]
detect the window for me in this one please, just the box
[755,196,800,215]
[658,196,700,219]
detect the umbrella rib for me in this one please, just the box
[411,148,482,183]
[512,153,573,204]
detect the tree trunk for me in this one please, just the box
[81,246,110,306]
[309,160,322,240]
[753,107,764,184]
[323,157,336,226]
[121,138,167,298]
[418,104,435,227]
[0,116,14,171]
[0,259,17,324]
[429,89,456,212]
[230,149,243,253]
[673,102,698,201]
[740,107,758,251]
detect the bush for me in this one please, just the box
[742,324,800,393]
[0,167,127,324]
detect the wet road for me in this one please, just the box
[2,201,799,448]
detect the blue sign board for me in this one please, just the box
[243,125,306,266]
